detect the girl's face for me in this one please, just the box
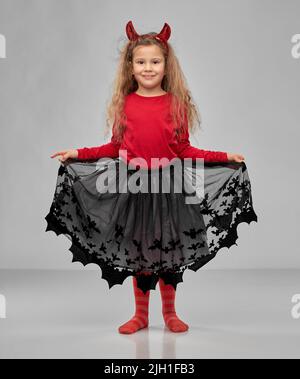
[132,44,166,92]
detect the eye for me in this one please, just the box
[135,60,160,64]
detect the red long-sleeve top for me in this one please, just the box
[76,92,228,169]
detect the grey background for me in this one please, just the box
[1,0,300,360]
[0,0,299,270]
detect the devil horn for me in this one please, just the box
[156,22,171,42]
[126,20,140,41]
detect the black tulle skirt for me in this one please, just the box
[45,156,258,293]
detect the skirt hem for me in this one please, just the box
[45,205,257,294]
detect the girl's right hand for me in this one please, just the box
[50,149,78,162]
[227,153,245,163]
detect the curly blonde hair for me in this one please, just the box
[104,32,202,143]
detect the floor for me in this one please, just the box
[0,269,299,359]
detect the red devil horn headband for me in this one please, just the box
[125,20,171,51]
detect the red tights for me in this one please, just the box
[118,273,189,334]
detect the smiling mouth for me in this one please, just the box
[143,75,155,78]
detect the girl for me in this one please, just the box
[46,21,257,334]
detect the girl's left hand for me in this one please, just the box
[227,153,245,163]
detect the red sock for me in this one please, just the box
[159,278,189,332]
[118,274,150,334]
